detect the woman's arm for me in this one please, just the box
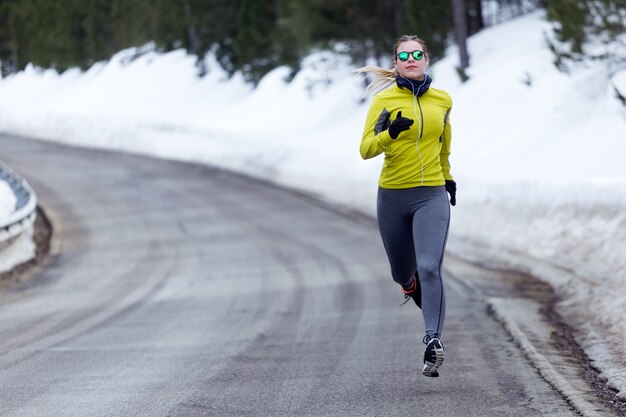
[360,96,395,160]
[439,106,453,180]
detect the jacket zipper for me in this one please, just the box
[417,97,424,139]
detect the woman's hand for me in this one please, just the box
[445,180,456,206]
[388,111,414,139]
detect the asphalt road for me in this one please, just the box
[0,135,577,416]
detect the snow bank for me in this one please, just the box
[0,180,34,275]
[0,181,15,219]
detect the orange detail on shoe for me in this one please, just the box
[401,276,417,294]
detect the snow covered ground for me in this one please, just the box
[0,180,35,273]
[0,11,625,397]
[0,181,15,220]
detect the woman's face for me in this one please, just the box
[394,40,429,81]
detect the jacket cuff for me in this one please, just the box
[377,132,393,149]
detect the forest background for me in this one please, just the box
[1,0,623,84]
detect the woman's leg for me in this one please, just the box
[411,186,450,339]
[376,188,417,289]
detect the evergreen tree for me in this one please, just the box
[2,0,36,73]
[228,0,283,82]
[544,0,625,71]
[0,1,14,76]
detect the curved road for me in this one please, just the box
[0,135,576,416]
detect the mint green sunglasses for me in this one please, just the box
[397,50,424,61]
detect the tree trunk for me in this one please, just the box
[181,0,206,76]
[473,0,484,32]
[393,0,403,37]
[452,0,470,70]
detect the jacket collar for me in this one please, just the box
[396,74,432,97]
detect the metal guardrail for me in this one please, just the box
[0,161,37,245]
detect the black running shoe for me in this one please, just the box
[422,336,445,377]
[400,272,422,309]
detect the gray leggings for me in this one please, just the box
[377,186,450,339]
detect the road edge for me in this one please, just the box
[0,204,55,291]
[488,298,604,417]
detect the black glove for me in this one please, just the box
[388,111,414,139]
[445,180,456,206]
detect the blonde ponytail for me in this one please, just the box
[353,65,397,95]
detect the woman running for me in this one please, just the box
[356,35,456,378]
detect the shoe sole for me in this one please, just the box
[422,346,444,377]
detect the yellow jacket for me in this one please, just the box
[360,84,453,188]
